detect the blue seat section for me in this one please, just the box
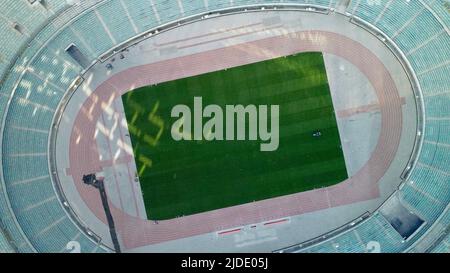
[0,229,15,253]
[2,152,50,184]
[19,17,74,71]
[311,0,334,8]
[408,32,450,74]
[394,10,444,54]
[0,93,8,124]
[0,38,56,106]
[0,63,7,82]
[4,97,55,131]
[181,0,207,17]
[400,185,443,223]
[301,213,406,253]
[428,0,450,26]
[44,0,69,13]
[154,0,184,24]
[304,242,339,253]
[231,0,333,8]
[441,207,450,227]
[121,0,160,33]
[2,157,104,253]
[418,64,450,97]
[0,60,28,105]
[423,119,447,144]
[431,206,450,253]
[0,0,56,36]
[423,91,450,118]
[207,0,233,11]
[375,0,424,38]
[0,17,26,76]
[307,231,366,253]
[47,27,97,62]
[353,213,406,253]
[1,67,105,252]
[0,185,34,252]
[408,164,450,204]
[29,47,82,89]
[209,0,333,10]
[13,73,65,109]
[69,12,115,58]
[348,0,388,24]
[0,0,69,77]
[33,21,65,49]
[3,128,48,156]
[231,0,281,7]
[431,234,450,253]
[418,141,450,175]
[0,1,117,253]
[96,0,137,43]
[328,231,366,253]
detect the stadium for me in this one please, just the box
[0,0,449,254]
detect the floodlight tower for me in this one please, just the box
[83,174,122,253]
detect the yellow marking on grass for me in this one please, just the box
[144,100,164,147]
[138,155,153,176]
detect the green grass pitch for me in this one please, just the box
[122,52,348,220]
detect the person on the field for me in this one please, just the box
[313,130,322,138]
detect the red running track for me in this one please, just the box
[66,30,403,249]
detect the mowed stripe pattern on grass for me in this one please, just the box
[122,52,347,220]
